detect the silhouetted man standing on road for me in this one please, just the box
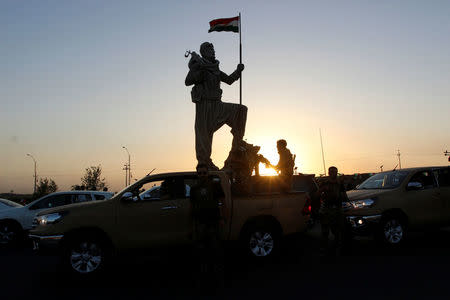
[317,166,349,257]
[190,163,225,292]
[185,42,247,171]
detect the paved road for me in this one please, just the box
[2,225,450,299]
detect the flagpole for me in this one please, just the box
[239,12,242,105]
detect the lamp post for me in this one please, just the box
[26,154,37,194]
[122,146,131,186]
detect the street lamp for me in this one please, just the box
[122,146,131,186]
[26,154,37,194]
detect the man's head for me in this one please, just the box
[196,163,209,179]
[328,166,338,180]
[200,42,215,62]
[276,139,287,153]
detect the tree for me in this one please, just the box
[71,184,85,191]
[34,178,58,199]
[80,165,108,191]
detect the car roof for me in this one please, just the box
[379,166,449,174]
[0,198,22,206]
[25,190,114,207]
[49,191,113,195]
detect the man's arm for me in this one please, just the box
[274,152,288,171]
[316,181,327,198]
[340,183,350,202]
[220,64,244,85]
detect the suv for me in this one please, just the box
[30,171,311,275]
[0,191,113,245]
[345,166,450,245]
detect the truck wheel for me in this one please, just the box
[243,225,279,259]
[64,235,110,276]
[377,215,406,245]
[0,221,22,247]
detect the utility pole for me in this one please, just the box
[397,150,402,169]
[445,150,449,162]
[26,154,37,194]
[122,146,131,186]
[380,165,383,172]
[319,129,326,176]
[122,164,129,187]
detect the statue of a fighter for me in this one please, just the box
[185,42,247,170]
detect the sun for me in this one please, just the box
[255,143,280,176]
[258,163,278,176]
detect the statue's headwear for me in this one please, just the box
[200,42,213,57]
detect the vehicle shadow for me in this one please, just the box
[6,228,450,299]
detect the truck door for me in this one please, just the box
[116,176,192,249]
[403,170,441,227]
[437,167,450,224]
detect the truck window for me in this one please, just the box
[437,168,450,187]
[292,175,318,194]
[185,175,224,199]
[137,177,186,201]
[160,177,185,200]
[409,170,437,190]
[138,180,163,201]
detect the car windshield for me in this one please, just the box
[0,198,23,208]
[357,171,409,190]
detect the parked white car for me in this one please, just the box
[0,191,113,245]
[0,198,23,211]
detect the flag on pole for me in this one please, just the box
[208,14,243,105]
[208,16,239,33]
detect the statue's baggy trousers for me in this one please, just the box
[195,101,247,167]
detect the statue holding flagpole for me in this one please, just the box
[185,14,247,171]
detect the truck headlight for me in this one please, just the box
[351,199,375,209]
[35,212,67,226]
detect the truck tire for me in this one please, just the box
[0,221,22,247]
[63,234,110,276]
[242,224,280,260]
[377,214,407,246]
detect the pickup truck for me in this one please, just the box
[29,171,312,275]
[345,166,450,245]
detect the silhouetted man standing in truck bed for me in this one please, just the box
[271,139,295,191]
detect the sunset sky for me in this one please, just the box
[1,0,449,193]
